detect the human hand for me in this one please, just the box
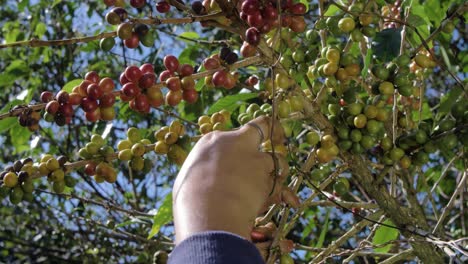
[172,116,294,243]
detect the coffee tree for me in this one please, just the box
[0,0,466,263]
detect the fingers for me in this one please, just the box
[234,116,285,150]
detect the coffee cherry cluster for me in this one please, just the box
[197,110,231,134]
[316,134,340,163]
[78,134,117,183]
[41,90,75,126]
[192,0,231,26]
[159,55,199,105]
[16,107,41,131]
[203,55,238,89]
[153,120,188,166]
[104,5,154,49]
[71,71,117,122]
[240,0,307,48]
[79,134,114,161]
[237,103,271,125]
[120,63,163,113]
[38,155,75,193]
[0,158,36,204]
[315,3,379,38]
[275,30,320,79]
[117,22,154,49]
[117,127,152,173]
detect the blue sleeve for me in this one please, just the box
[168,231,265,264]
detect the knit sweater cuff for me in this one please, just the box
[168,231,264,264]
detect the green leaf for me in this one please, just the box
[324,4,340,16]
[62,79,83,93]
[52,0,63,8]
[6,60,29,75]
[361,48,372,78]
[10,124,31,153]
[438,86,463,117]
[208,93,258,115]
[372,28,402,62]
[0,100,23,133]
[195,78,204,91]
[411,102,433,122]
[147,193,173,239]
[178,46,198,65]
[116,217,148,229]
[178,32,199,42]
[373,219,399,253]
[315,209,330,248]
[34,22,47,37]
[407,14,427,27]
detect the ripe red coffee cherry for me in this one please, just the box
[84,162,96,176]
[99,77,115,93]
[81,97,99,112]
[40,91,54,103]
[138,73,156,89]
[290,3,306,14]
[125,65,143,82]
[140,63,154,74]
[178,64,194,77]
[263,4,278,20]
[203,57,220,70]
[159,70,174,82]
[119,72,130,85]
[166,77,181,91]
[86,83,103,100]
[135,94,150,113]
[191,1,205,14]
[156,1,170,13]
[99,93,116,107]
[247,11,264,28]
[212,70,228,87]
[59,103,74,117]
[240,41,257,57]
[56,91,70,104]
[166,90,182,106]
[245,27,261,46]
[85,71,100,83]
[124,33,139,49]
[46,100,60,114]
[183,89,198,103]
[241,0,259,15]
[69,92,83,105]
[119,92,133,102]
[130,0,146,8]
[85,108,101,122]
[122,82,140,98]
[163,55,179,72]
